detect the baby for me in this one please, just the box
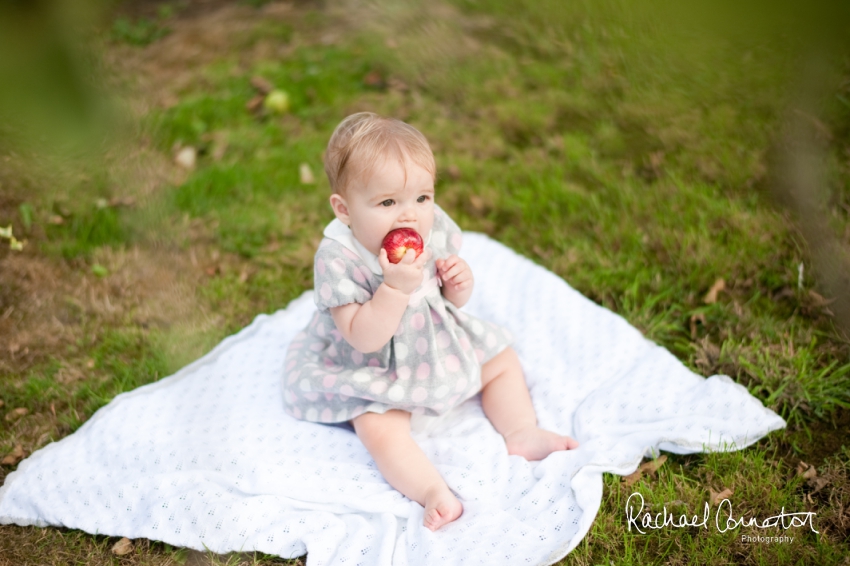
[283,112,578,531]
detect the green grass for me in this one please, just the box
[1,0,849,563]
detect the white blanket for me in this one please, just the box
[0,233,785,565]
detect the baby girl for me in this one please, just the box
[283,112,578,531]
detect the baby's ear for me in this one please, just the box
[329,193,350,225]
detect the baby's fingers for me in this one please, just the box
[413,248,432,268]
[378,248,392,270]
[441,262,468,282]
[438,254,460,272]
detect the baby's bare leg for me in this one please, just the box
[351,409,462,531]
[480,347,579,460]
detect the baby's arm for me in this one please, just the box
[331,248,431,353]
[436,254,474,308]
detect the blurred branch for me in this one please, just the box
[770,55,850,338]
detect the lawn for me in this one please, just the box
[1,0,848,564]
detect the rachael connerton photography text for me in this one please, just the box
[625,492,818,536]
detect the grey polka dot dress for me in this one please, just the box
[283,205,513,423]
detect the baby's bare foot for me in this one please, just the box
[423,485,463,531]
[504,426,579,461]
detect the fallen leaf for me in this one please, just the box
[640,454,667,476]
[808,290,836,307]
[797,461,818,480]
[1,444,25,466]
[623,455,667,486]
[808,476,829,495]
[245,94,265,113]
[703,278,726,304]
[9,237,24,251]
[250,75,274,94]
[469,194,485,212]
[5,407,28,422]
[299,163,315,185]
[689,313,706,340]
[175,147,197,170]
[623,469,642,486]
[86,359,95,369]
[710,487,734,506]
[112,537,134,556]
[363,70,386,89]
[48,215,64,225]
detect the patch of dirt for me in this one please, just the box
[105,1,306,112]
[0,244,216,371]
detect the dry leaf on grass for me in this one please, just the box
[245,94,265,113]
[299,163,315,185]
[5,407,28,422]
[623,455,668,486]
[808,290,837,307]
[808,476,830,495]
[710,487,734,505]
[797,460,820,482]
[111,537,134,556]
[689,313,706,340]
[797,460,829,496]
[250,75,274,94]
[1,444,25,466]
[703,278,726,304]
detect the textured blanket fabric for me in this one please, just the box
[0,233,785,565]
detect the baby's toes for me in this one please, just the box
[423,493,463,531]
[424,507,447,531]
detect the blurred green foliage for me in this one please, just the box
[0,0,111,152]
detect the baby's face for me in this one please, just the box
[333,154,435,257]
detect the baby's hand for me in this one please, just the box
[435,254,473,292]
[379,247,431,295]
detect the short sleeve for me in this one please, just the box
[429,204,463,259]
[313,240,374,311]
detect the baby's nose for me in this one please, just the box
[397,203,416,221]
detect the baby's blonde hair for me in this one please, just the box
[324,112,436,195]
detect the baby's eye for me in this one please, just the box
[417,195,430,203]
[380,199,394,207]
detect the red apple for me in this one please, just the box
[382,228,424,264]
